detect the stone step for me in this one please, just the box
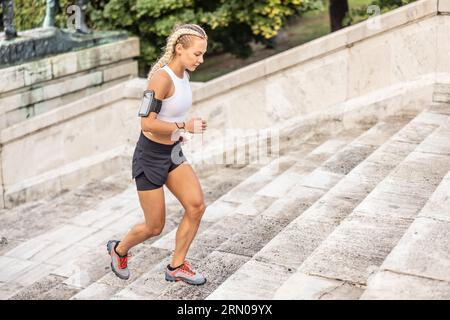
[205,111,439,299]
[216,147,318,205]
[154,120,402,299]
[271,111,450,299]
[433,89,450,103]
[0,170,134,257]
[0,159,261,299]
[8,274,82,300]
[1,191,145,299]
[111,254,199,300]
[360,170,450,299]
[70,245,173,300]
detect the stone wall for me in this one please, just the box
[0,37,139,131]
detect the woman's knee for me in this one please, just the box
[143,223,164,237]
[186,202,206,220]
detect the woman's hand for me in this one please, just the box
[185,117,207,133]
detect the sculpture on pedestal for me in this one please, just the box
[43,0,91,34]
[1,0,17,40]
[1,0,126,66]
[42,0,58,28]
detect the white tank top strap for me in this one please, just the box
[161,65,187,82]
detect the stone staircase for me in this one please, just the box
[0,158,264,299]
[1,104,449,300]
[206,104,450,300]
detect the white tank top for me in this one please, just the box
[156,65,192,122]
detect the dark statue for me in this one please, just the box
[43,0,91,34]
[1,0,17,40]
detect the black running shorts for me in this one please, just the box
[132,131,187,191]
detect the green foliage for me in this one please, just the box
[199,0,324,57]
[7,0,324,73]
[4,0,419,78]
[86,0,325,62]
[1,0,75,31]
[1,0,46,30]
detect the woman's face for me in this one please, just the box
[176,37,207,72]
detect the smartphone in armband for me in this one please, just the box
[138,90,162,117]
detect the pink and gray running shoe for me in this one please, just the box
[165,260,206,285]
[107,240,131,280]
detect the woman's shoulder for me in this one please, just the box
[153,67,172,82]
[148,68,173,99]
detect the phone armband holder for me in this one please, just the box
[138,90,162,117]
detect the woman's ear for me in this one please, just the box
[175,43,183,56]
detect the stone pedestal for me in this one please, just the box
[0,34,139,131]
[0,27,128,67]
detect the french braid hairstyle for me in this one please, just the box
[147,24,208,81]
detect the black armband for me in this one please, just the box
[138,90,162,117]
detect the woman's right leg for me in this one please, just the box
[115,185,166,256]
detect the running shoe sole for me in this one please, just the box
[165,273,207,285]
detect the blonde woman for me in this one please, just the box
[107,24,208,285]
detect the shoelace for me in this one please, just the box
[180,261,195,276]
[117,253,132,269]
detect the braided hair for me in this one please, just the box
[147,24,208,81]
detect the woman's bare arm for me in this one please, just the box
[140,71,183,134]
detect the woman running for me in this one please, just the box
[107,24,208,285]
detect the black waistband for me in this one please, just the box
[138,131,181,152]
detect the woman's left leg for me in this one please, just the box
[165,162,206,268]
